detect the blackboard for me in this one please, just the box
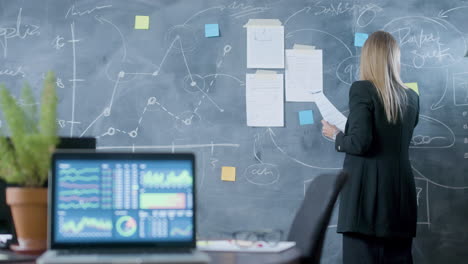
[0,0,467,263]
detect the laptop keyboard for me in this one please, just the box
[57,248,192,255]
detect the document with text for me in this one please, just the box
[245,19,284,68]
[246,72,284,127]
[286,48,323,102]
[313,92,347,132]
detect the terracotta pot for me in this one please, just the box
[6,187,47,253]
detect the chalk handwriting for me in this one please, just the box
[391,27,455,68]
[226,1,270,18]
[313,1,381,17]
[344,64,359,83]
[0,66,25,78]
[244,163,280,186]
[65,4,112,18]
[411,44,454,68]
[52,35,65,50]
[227,2,253,10]
[57,78,65,89]
[57,120,66,128]
[0,8,40,58]
[397,28,439,48]
[210,158,218,169]
[251,167,274,176]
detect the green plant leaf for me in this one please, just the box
[40,71,57,138]
[0,72,58,187]
[20,83,39,133]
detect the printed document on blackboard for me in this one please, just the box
[286,48,323,102]
[244,19,284,69]
[313,92,347,132]
[246,72,284,127]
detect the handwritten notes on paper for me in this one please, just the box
[245,19,284,69]
[354,33,369,47]
[221,166,236,182]
[205,24,220,37]
[286,47,323,102]
[134,16,149,30]
[246,72,284,127]
[405,82,419,95]
[313,92,347,132]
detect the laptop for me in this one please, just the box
[38,152,210,264]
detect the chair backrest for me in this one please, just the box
[287,171,348,264]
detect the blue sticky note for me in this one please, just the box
[299,110,314,125]
[354,33,369,47]
[205,24,219,37]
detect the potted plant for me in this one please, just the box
[0,71,58,253]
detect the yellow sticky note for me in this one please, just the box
[221,166,236,182]
[405,82,419,95]
[135,16,149,30]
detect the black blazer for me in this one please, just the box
[335,80,419,238]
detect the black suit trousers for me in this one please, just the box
[343,233,413,264]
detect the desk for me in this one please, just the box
[206,247,300,264]
[0,248,300,264]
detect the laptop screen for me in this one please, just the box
[50,152,195,248]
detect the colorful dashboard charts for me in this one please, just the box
[170,219,192,238]
[116,215,138,237]
[140,193,186,209]
[141,170,192,188]
[60,216,112,238]
[58,166,101,210]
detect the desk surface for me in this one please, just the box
[0,248,301,264]
[206,248,300,264]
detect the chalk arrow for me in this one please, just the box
[438,6,468,18]
[94,15,127,62]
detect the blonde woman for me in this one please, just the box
[322,31,419,264]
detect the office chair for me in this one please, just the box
[287,171,348,264]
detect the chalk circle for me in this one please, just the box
[105,58,145,83]
[223,45,232,56]
[183,74,205,94]
[165,25,199,53]
[336,56,360,86]
[243,163,280,186]
[103,107,111,117]
[356,4,382,27]
[175,111,201,131]
[106,127,115,136]
[147,97,157,105]
[128,130,138,138]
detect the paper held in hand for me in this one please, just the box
[312,92,347,132]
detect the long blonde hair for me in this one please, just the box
[360,31,408,124]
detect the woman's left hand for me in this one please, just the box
[321,120,339,140]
